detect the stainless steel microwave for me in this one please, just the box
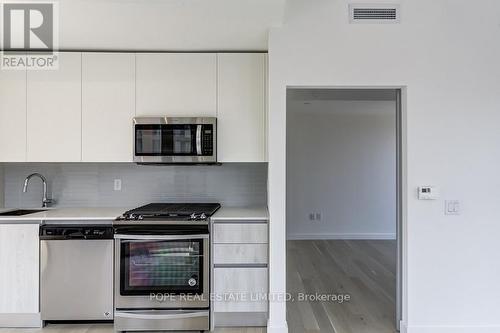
[133,117,217,164]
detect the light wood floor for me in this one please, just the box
[287,240,397,333]
[0,325,266,333]
[0,240,395,333]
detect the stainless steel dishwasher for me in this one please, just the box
[40,224,114,321]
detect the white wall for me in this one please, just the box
[286,100,396,240]
[47,0,285,51]
[267,0,500,332]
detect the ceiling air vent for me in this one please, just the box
[349,4,400,23]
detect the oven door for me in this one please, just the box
[114,233,209,309]
[133,117,216,164]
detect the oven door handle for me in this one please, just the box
[115,310,209,320]
[114,234,209,240]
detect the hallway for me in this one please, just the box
[287,240,397,333]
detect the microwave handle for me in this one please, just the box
[196,125,202,155]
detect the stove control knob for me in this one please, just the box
[190,213,198,220]
[138,215,144,220]
[200,213,207,220]
[188,278,197,287]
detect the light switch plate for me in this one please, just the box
[445,200,460,215]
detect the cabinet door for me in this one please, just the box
[0,224,39,313]
[136,53,216,117]
[0,59,26,162]
[217,53,267,162]
[213,267,268,312]
[27,52,82,162]
[82,53,135,162]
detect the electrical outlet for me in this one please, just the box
[315,213,322,221]
[309,213,315,221]
[114,179,122,191]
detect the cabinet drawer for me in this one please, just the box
[213,223,268,244]
[213,267,268,313]
[213,244,267,265]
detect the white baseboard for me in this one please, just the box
[267,319,288,333]
[287,232,396,240]
[405,324,500,333]
[0,313,42,328]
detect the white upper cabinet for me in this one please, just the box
[82,53,135,162]
[27,52,82,162]
[0,60,26,162]
[217,53,267,162]
[136,53,217,117]
[0,52,268,163]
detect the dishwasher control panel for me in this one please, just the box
[40,225,114,240]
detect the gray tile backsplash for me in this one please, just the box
[2,163,267,208]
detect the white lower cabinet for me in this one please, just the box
[213,223,268,244]
[0,223,41,327]
[214,267,268,313]
[212,220,269,327]
[214,244,268,265]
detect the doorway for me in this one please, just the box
[285,88,403,333]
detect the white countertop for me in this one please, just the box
[0,206,268,224]
[0,207,130,223]
[211,206,268,221]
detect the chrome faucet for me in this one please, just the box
[22,173,54,208]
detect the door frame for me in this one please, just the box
[395,88,406,330]
[284,86,407,331]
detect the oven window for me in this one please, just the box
[120,239,204,295]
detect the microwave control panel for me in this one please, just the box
[201,125,214,156]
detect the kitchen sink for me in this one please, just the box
[0,209,47,216]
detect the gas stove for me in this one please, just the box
[114,203,221,225]
[113,203,216,331]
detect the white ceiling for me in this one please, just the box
[56,0,286,51]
